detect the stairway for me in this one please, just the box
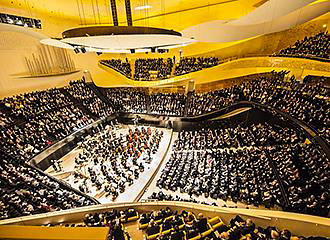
[146,92,151,114]
[184,91,193,117]
[264,149,291,209]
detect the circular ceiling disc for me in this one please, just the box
[61,34,195,50]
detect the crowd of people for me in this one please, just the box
[0,157,95,220]
[66,79,114,118]
[83,209,135,239]
[100,59,132,78]
[149,92,187,116]
[137,208,324,240]
[65,122,164,201]
[134,58,174,80]
[0,86,95,160]
[101,56,220,80]
[42,207,328,240]
[174,57,220,76]
[156,121,329,216]
[104,88,148,113]
[148,191,218,206]
[186,72,329,144]
[276,31,329,59]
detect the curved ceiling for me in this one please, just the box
[182,0,330,42]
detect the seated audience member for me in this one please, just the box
[146,220,161,236]
[194,213,208,233]
[66,78,113,118]
[276,31,329,59]
[174,57,219,76]
[0,157,95,220]
[100,59,132,78]
[134,58,174,81]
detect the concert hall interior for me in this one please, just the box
[0,0,329,239]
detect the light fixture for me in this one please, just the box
[323,24,327,28]
[135,5,152,10]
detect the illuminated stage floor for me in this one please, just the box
[46,124,173,204]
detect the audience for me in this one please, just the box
[66,79,114,118]
[0,86,94,160]
[101,56,219,80]
[104,88,148,113]
[276,31,329,59]
[187,72,329,144]
[134,58,173,81]
[81,208,328,240]
[174,57,219,76]
[0,157,95,220]
[100,59,132,78]
[148,191,218,206]
[149,92,186,116]
[156,121,329,216]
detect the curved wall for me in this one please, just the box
[0,202,329,237]
[94,56,330,88]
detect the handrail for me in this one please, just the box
[0,201,329,237]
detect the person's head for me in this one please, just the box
[246,218,253,227]
[198,213,204,220]
[220,232,229,239]
[280,230,291,240]
[271,230,279,239]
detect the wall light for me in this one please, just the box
[135,5,152,10]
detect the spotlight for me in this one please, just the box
[74,48,80,54]
[130,49,135,54]
[81,47,86,53]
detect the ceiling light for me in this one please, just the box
[323,24,327,28]
[135,5,152,10]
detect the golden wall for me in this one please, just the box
[94,56,330,89]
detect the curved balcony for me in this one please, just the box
[95,56,330,88]
[0,201,329,239]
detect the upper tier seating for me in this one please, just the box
[0,86,95,160]
[134,58,174,81]
[276,31,330,59]
[174,57,220,76]
[101,56,220,81]
[100,59,132,78]
[187,72,329,144]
